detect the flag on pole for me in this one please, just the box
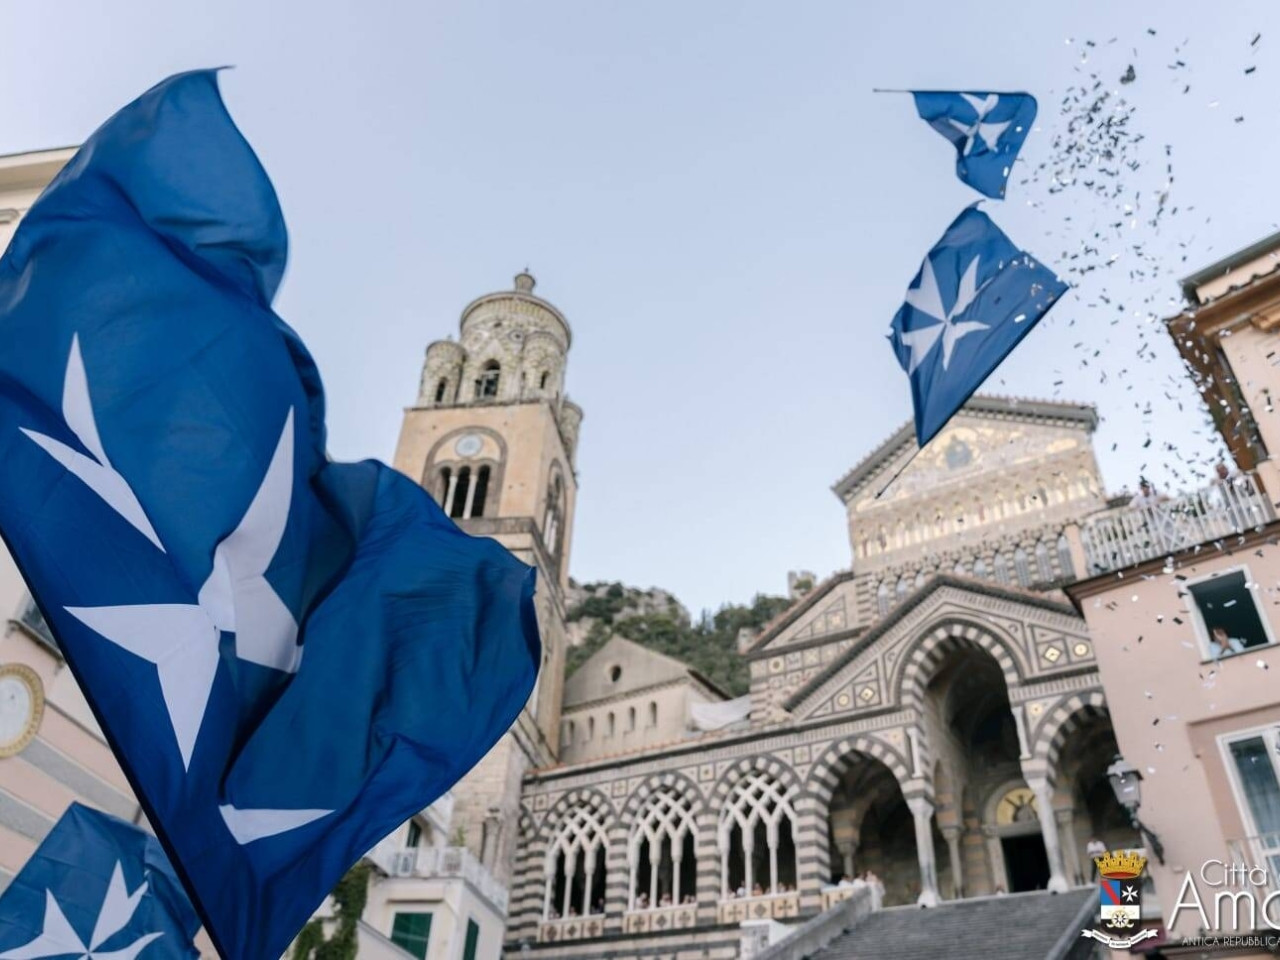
[888,206,1068,447]
[912,91,1037,199]
[0,71,540,959]
[0,803,200,959]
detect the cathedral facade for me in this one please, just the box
[392,276,1134,959]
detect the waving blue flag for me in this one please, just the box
[0,72,539,959]
[888,206,1067,446]
[912,91,1037,199]
[0,803,199,959]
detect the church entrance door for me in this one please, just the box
[1001,834,1050,892]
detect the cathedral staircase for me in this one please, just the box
[803,889,1096,960]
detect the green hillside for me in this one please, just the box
[565,582,792,697]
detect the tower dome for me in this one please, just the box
[454,273,571,404]
[420,339,465,406]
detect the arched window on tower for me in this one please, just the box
[648,702,658,728]
[544,804,609,921]
[628,706,637,732]
[719,772,798,898]
[448,467,472,519]
[1013,547,1032,586]
[630,787,697,911]
[993,552,1010,585]
[1034,540,1053,582]
[437,467,452,509]
[544,474,565,558]
[540,371,550,390]
[436,460,491,520]
[471,465,491,518]
[607,712,616,738]
[1057,533,1075,579]
[876,582,890,617]
[434,378,448,403]
[477,361,501,399]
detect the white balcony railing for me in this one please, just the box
[622,902,698,934]
[717,891,800,924]
[377,845,509,914]
[1228,833,1280,891]
[1080,474,1273,574]
[538,913,605,942]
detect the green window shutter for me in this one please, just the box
[390,912,432,960]
[462,918,480,960]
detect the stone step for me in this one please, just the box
[809,889,1095,960]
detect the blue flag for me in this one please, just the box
[0,803,199,959]
[0,72,539,959]
[912,91,1037,199]
[888,206,1068,447]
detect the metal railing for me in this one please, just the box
[1080,474,1273,574]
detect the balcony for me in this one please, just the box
[12,594,57,652]
[375,846,508,914]
[717,891,800,924]
[538,913,605,942]
[1080,474,1274,575]
[1228,833,1280,890]
[622,902,698,934]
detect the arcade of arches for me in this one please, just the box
[514,582,1135,952]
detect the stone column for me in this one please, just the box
[1027,778,1069,893]
[907,796,941,906]
[1057,808,1082,887]
[941,825,964,899]
[837,839,859,879]
[1012,705,1031,760]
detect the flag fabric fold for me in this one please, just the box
[0,70,540,959]
[912,91,1037,199]
[0,803,200,959]
[887,206,1068,447]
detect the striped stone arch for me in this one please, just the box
[710,754,805,807]
[893,617,1027,710]
[806,734,913,810]
[508,807,546,944]
[536,786,617,844]
[1027,690,1110,786]
[620,769,708,826]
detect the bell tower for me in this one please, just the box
[392,272,582,884]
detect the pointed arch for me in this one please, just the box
[892,617,1027,712]
[807,735,913,808]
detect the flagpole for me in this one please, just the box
[873,444,926,500]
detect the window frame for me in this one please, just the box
[390,911,433,960]
[1184,563,1276,662]
[1217,724,1280,870]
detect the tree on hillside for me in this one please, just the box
[566,584,791,696]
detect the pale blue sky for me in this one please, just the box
[2,2,1277,614]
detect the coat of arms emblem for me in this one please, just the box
[1080,850,1157,949]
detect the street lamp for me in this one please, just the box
[1106,757,1165,865]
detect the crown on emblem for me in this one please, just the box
[1094,849,1147,878]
